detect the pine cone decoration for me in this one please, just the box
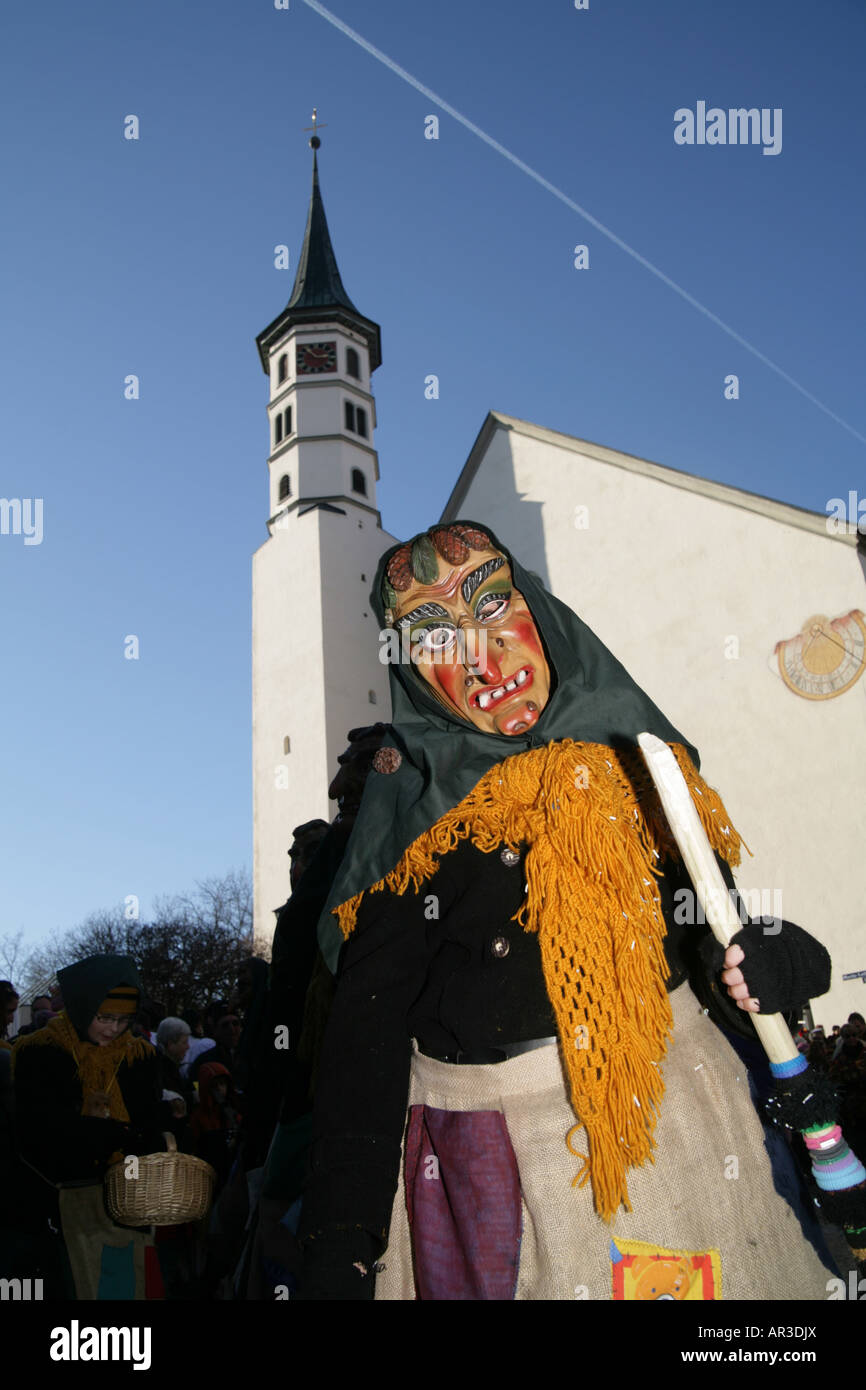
[386,544,414,592]
[430,527,470,565]
[451,523,491,552]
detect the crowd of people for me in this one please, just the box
[0,959,286,1300]
[0,722,386,1303]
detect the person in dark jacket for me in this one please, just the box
[188,1014,242,1085]
[297,520,835,1302]
[13,953,167,1299]
[15,994,52,1037]
[230,729,388,1299]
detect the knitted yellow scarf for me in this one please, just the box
[13,1011,153,1123]
[335,739,744,1220]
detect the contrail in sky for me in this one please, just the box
[300,0,865,448]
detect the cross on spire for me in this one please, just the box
[304,107,327,149]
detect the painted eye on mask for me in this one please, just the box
[415,624,457,656]
[475,591,511,622]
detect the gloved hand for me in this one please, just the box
[700,920,831,1014]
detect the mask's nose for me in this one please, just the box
[465,640,502,686]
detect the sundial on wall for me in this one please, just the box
[775,609,866,700]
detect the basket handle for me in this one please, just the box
[163,1131,177,1154]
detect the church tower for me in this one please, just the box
[252,122,397,939]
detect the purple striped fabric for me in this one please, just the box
[405,1104,522,1300]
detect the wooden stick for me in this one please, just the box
[637,733,798,1067]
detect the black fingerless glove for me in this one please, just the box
[700,919,831,1014]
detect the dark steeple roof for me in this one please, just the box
[287,151,359,313]
[256,148,381,372]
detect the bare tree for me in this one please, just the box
[37,870,263,1018]
[1,929,58,1000]
[16,944,60,999]
[0,929,27,981]
[166,868,253,945]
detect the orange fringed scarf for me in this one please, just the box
[334,739,744,1221]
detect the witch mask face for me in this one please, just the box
[385,527,551,736]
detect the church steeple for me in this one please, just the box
[254,116,384,530]
[256,135,381,373]
[251,116,397,947]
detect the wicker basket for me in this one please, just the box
[105,1132,216,1227]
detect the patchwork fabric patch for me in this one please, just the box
[610,1237,721,1301]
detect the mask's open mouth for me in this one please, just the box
[469,665,534,711]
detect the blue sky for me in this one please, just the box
[1,0,863,953]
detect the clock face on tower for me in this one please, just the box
[296,341,337,375]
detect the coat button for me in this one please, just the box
[500,847,520,866]
[490,936,510,958]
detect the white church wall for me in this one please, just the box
[318,508,396,786]
[295,385,337,437]
[252,507,396,946]
[252,517,329,941]
[457,422,865,1028]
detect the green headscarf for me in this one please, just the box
[57,953,142,1038]
[317,520,699,970]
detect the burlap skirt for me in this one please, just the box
[376,984,835,1301]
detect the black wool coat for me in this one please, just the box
[14,1039,166,1185]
